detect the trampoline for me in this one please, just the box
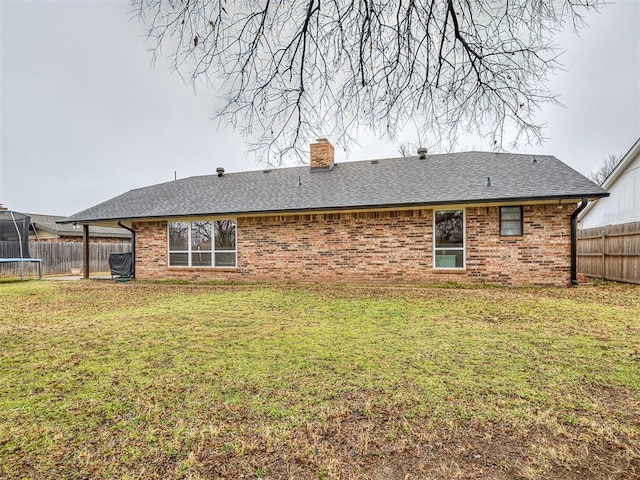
[0,210,42,280]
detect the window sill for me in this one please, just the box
[433,269,466,274]
[168,266,237,271]
[499,236,524,240]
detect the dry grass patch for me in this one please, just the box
[0,280,638,479]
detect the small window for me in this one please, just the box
[434,209,465,269]
[168,219,236,267]
[500,206,523,236]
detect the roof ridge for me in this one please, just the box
[163,150,559,181]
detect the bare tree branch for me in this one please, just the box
[589,153,621,185]
[130,0,602,165]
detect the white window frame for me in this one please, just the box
[433,209,465,269]
[168,219,237,268]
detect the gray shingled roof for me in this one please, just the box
[62,151,608,224]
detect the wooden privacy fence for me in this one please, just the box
[577,222,640,284]
[0,242,131,277]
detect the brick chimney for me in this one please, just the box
[310,138,335,171]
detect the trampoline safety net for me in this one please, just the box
[0,211,32,259]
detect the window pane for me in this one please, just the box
[215,252,236,267]
[501,207,521,221]
[169,222,188,250]
[214,220,236,250]
[435,250,464,268]
[435,210,463,248]
[169,252,188,266]
[191,252,212,267]
[501,207,522,236]
[501,220,522,236]
[191,221,212,249]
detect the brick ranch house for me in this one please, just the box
[61,139,608,286]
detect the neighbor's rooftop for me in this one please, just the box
[29,214,130,238]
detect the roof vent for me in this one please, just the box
[216,167,225,177]
[263,169,271,173]
[531,156,538,164]
[371,160,379,165]
[296,175,302,187]
[485,177,493,187]
[417,147,428,160]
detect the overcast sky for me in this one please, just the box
[1,0,639,216]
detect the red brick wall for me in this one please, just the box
[465,205,573,286]
[134,221,169,277]
[132,203,574,286]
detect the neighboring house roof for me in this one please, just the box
[29,213,131,238]
[599,138,640,189]
[578,137,640,227]
[61,151,608,224]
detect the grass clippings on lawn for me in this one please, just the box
[0,280,639,479]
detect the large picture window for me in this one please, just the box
[500,206,523,236]
[434,210,465,269]
[168,220,236,267]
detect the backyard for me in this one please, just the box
[0,280,638,479]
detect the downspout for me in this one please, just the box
[570,197,588,286]
[117,220,135,278]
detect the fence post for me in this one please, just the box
[601,230,606,281]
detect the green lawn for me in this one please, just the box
[0,280,639,479]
